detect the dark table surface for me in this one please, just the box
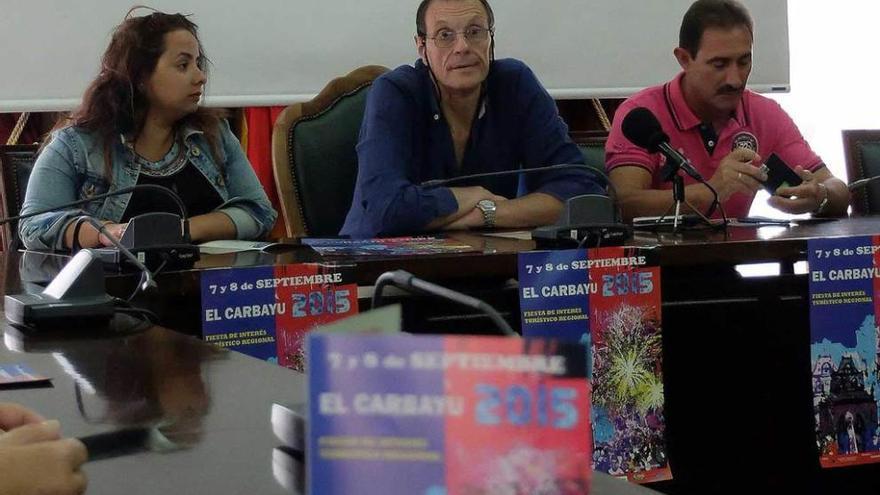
[0,321,659,494]
[11,217,880,298]
[1,320,301,494]
[144,216,880,284]
[5,216,880,494]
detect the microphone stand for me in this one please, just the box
[3,215,159,329]
[2,184,191,258]
[657,161,713,232]
[82,216,156,293]
[372,270,516,337]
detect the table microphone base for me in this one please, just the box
[94,212,199,270]
[4,250,115,329]
[531,194,632,248]
[94,244,199,271]
[532,223,632,248]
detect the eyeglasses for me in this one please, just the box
[425,26,493,49]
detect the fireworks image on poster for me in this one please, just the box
[590,303,668,479]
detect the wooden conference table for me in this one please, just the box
[4,216,880,494]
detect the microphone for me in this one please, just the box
[4,184,190,240]
[420,164,612,190]
[94,212,198,270]
[4,248,115,328]
[621,107,704,181]
[372,270,516,336]
[848,176,880,190]
[3,184,197,270]
[4,215,158,329]
[621,107,727,226]
[81,216,156,293]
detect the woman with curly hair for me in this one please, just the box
[20,8,276,250]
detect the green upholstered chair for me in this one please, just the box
[576,136,608,179]
[0,144,39,250]
[272,66,388,237]
[843,130,880,216]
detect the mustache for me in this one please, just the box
[717,85,744,95]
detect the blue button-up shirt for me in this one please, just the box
[340,58,603,238]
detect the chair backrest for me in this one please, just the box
[0,144,39,250]
[575,136,608,182]
[843,130,880,216]
[272,65,388,237]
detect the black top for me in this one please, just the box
[122,161,222,222]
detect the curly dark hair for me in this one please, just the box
[62,7,225,177]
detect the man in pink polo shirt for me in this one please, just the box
[606,0,849,221]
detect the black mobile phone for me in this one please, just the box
[79,427,150,461]
[761,153,803,195]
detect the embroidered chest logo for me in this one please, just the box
[732,132,759,154]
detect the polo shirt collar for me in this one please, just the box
[665,71,747,131]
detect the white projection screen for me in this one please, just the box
[0,0,788,111]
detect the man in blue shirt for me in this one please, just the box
[340,0,604,238]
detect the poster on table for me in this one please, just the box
[301,237,476,256]
[307,334,592,495]
[518,247,671,483]
[200,264,358,371]
[809,236,880,468]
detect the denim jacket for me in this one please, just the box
[19,120,277,250]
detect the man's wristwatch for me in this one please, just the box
[475,199,497,228]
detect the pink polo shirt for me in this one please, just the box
[605,72,823,219]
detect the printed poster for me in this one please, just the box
[518,248,671,483]
[201,264,358,370]
[0,364,50,387]
[809,236,880,468]
[302,237,476,257]
[307,334,592,495]
[519,249,590,343]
